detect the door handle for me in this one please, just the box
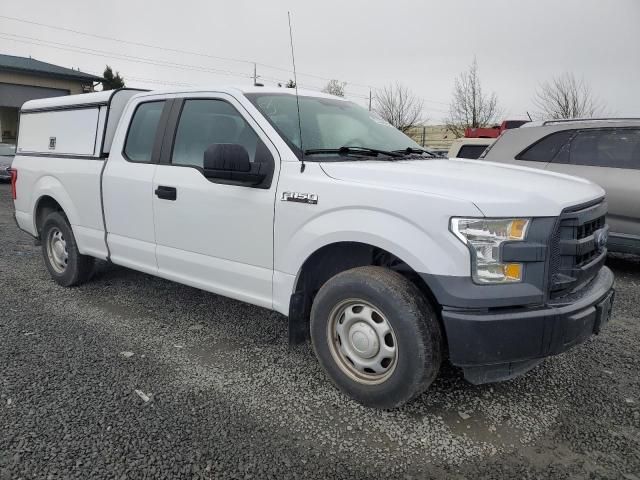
[155,185,177,201]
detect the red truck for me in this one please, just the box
[464,120,529,138]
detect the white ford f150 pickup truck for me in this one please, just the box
[11,87,615,408]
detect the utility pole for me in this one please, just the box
[253,63,258,86]
[368,89,372,111]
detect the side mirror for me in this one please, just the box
[202,144,266,185]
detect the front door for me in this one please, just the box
[152,95,279,309]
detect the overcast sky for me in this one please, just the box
[2,0,639,123]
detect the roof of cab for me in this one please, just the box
[20,85,345,112]
[131,85,344,99]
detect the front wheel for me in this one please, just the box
[310,266,442,409]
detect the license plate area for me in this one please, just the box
[594,290,615,334]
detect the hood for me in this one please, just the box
[320,158,605,217]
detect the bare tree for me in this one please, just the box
[446,59,500,137]
[373,83,424,132]
[533,73,602,119]
[322,79,346,97]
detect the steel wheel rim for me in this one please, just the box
[46,227,68,273]
[327,299,398,385]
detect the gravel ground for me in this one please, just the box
[1,182,639,479]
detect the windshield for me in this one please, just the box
[245,93,422,159]
[0,144,16,156]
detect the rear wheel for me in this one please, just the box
[41,211,94,287]
[310,266,442,409]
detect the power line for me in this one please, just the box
[0,14,259,66]
[0,22,449,113]
[0,32,256,80]
[1,31,374,101]
[0,13,452,107]
[0,14,375,90]
[2,31,444,113]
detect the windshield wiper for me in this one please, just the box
[304,146,403,158]
[391,147,436,157]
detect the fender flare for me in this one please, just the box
[31,176,80,234]
[290,233,427,293]
[280,206,469,289]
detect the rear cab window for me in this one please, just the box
[123,101,166,163]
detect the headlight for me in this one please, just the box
[450,218,530,284]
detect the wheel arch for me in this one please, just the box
[31,177,79,238]
[287,240,442,345]
[34,195,66,238]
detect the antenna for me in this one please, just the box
[288,11,305,172]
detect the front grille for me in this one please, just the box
[575,216,606,267]
[549,199,608,298]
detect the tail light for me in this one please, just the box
[9,168,17,200]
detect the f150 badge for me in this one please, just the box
[281,192,318,205]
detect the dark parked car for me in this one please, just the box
[0,143,15,182]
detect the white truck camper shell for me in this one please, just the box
[18,88,146,158]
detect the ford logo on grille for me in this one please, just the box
[594,228,608,252]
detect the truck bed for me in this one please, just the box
[13,89,144,259]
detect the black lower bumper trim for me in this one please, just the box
[442,266,614,369]
[462,359,543,385]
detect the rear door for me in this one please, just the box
[102,97,170,273]
[545,127,640,238]
[151,93,279,309]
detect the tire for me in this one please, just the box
[310,266,442,409]
[41,211,94,287]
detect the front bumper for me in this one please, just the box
[440,266,615,384]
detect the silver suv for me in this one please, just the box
[481,119,640,254]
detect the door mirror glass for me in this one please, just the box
[203,143,266,184]
[204,143,250,172]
